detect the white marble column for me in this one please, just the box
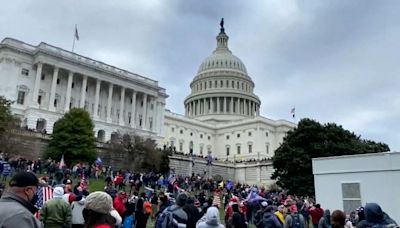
[93,79,101,119]
[245,99,249,116]
[196,100,200,115]
[224,97,227,113]
[80,75,88,108]
[210,98,214,114]
[119,87,125,125]
[256,104,260,116]
[152,99,157,130]
[48,66,59,111]
[142,94,147,129]
[217,97,220,113]
[64,71,73,112]
[131,91,137,128]
[106,83,113,123]
[236,98,240,114]
[32,62,43,106]
[230,97,234,114]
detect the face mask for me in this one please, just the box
[30,193,38,205]
[26,188,38,205]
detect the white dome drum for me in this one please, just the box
[184,21,261,123]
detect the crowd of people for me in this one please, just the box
[0,163,398,228]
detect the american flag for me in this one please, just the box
[34,186,53,218]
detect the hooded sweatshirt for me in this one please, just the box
[40,187,72,227]
[71,198,85,225]
[196,206,225,228]
[318,210,331,228]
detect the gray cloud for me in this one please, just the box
[0,0,399,150]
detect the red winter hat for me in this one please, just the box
[290,205,298,213]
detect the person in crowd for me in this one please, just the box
[135,192,150,228]
[71,197,86,228]
[83,191,116,228]
[331,210,346,228]
[40,186,72,228]
[318,209,331,228]
[275,205,286,225]
[1,158,11,181]
[150,193,159,220]
[113,191,127,217]
[0,171,42,228]
[356,203,398,228]
[196,206,225,228]
[356,207,365,225]
[261,206,283,228]
[156,192,189,228]
[254,201,269,228]
[310,204,324,228]
[154,195,170,219]
[184,196,202,228]
[285,205,305,228]
[230,203,247,228]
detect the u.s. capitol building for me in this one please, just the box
[0,24,294,166]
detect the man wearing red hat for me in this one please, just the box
[285,204,305,228]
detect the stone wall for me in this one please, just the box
[5,131,276,186]
[169,154,275,186]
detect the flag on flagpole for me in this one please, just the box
[59,154,65,169]
[75,25,79,41]
[290,107,295,118]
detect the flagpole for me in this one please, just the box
[72,24,77,52]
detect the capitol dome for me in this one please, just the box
[184,20,261,123]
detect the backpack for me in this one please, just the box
[291,214,301,228]
[155,206,185,228]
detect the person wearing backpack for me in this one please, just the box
[261,206,283,228]
[285,205,305,228]
[155,192,188,228]
[318,210,331,228]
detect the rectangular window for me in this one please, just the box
[41,74,45,80]
[54,99,57,107]
[266,144,269,154]
[200,146,203,155]
[57,78,60,84]
[149,118,153,129]
[21,68,29,76]
[248,144,252,153]
[179,143,183,152]
[226,147,230,156]
[342,183,362,213]
[248,132,252,136]
[38,95,42,105]
[139,115,143,127]
[237,145,241,155]
[17,91,25,104]
[237,133,240,138]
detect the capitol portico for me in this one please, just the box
[0,38,167,141]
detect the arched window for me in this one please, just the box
[220,80,223,87]
[214,81,217,88]
[97,130,105,142]
[36,118,46,133]
[237,81,239,89]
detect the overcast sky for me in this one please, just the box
[1,1,399,151]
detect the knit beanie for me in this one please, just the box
[85,191,113,214]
